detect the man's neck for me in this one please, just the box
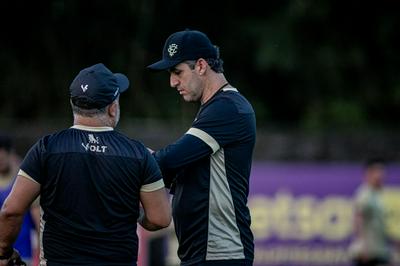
[73,115,114,128]
[201,74,228,104]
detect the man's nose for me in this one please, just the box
[170,75,179,88]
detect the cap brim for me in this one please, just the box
[114,73,130,93]
[147,59,182,71]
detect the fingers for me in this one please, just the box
[6,249,26,266]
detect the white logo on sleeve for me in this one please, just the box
[82,134,107,153]
[81,84,89,92]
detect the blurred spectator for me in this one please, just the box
[0,133,39,266]
[348,157,392,266]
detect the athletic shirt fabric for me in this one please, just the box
[155,87,256,265]
[18,125,164,266]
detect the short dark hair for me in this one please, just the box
[364,156,386,168]
[70,101,107,117]
[206,58,224,73]
[185,58,224,73]
[0,134,12,152]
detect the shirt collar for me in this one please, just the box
[70,125,114,132]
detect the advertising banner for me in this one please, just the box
[249,162,400,266]
[140,162,400,266]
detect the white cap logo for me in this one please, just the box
[81,84,88,92]
[168,43,178,57]
[114,87,120,96]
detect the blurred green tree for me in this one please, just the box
[0,0,399,132]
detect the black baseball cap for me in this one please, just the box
[70,63,129,109]
[147,29,218,71]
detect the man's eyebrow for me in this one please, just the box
[168,66,180,73]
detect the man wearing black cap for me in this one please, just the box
[148,30,256,266]
[0,63,171,266]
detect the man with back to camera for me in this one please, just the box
[147,29,256,266]
[0,63,171,266]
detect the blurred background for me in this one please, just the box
[0,0,399,265]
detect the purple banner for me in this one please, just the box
[249,162,400,266]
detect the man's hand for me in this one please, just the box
[0,249,26,266]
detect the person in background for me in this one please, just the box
[147,29,256,266]
[0,63,171,266]
[0,134,39,266]
[348,157,392,266]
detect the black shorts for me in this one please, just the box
[353,257,390,266]
[184,259,253,266]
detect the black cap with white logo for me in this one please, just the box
[147,29,218,71]
[70,63,129,109]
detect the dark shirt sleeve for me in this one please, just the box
[141,146,164,187]
[154,96,251,187]
[154,134,212,187]
[19,137,46,184]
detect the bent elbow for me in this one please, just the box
[159,215,172,228]
[149,213,172,229]
[0,206,23,220]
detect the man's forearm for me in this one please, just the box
[0,210,23,256]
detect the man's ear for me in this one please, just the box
[108,101,118,117]
[197,58,207,75]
